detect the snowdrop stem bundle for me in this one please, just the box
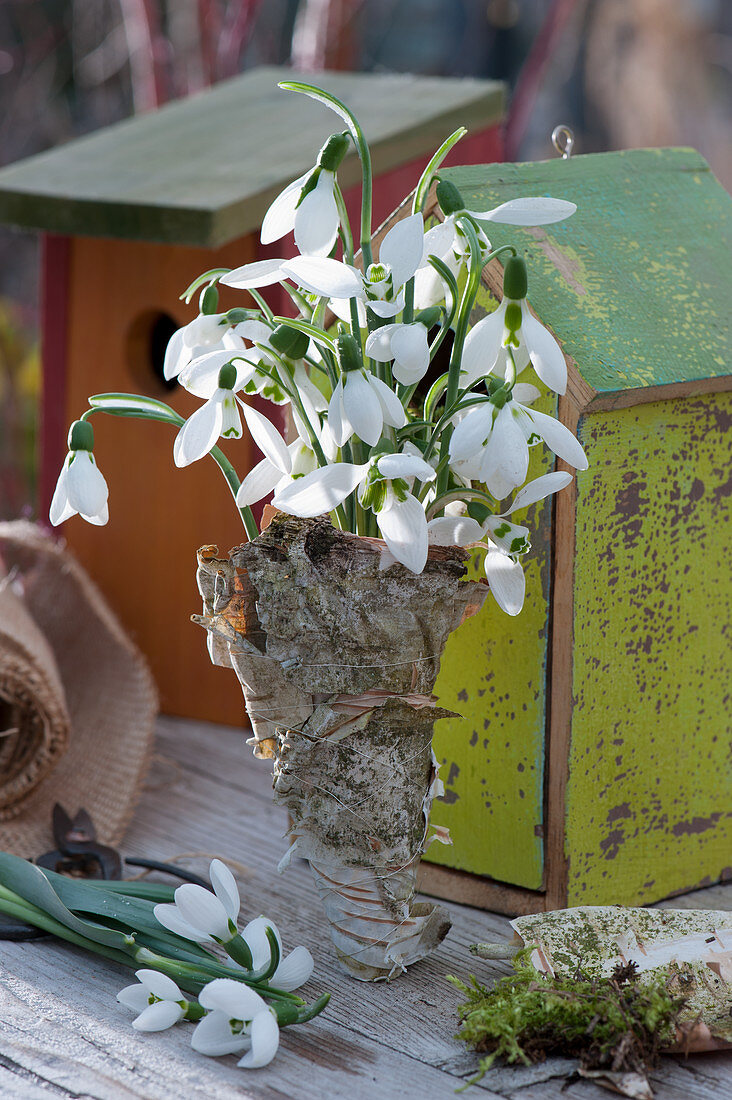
[49,77,586,615]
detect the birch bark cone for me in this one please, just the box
[194,515,489,980]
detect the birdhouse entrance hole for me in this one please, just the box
[126,310,179,394]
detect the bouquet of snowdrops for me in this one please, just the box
[51,80,586,617]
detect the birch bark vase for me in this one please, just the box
[194,515,489,981]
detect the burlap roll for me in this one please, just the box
[0,522,158,857]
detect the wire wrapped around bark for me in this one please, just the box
[194,515,489,981]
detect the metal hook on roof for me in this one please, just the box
[551,125,575,159]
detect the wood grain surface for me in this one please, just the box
[1,715,729,1099]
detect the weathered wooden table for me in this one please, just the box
[1,716,730,1099]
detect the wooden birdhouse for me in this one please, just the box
[417,148,731,912]
[0,66,504,723]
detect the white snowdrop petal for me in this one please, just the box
[133,1000,184,1031]
[181,350,244,399]
[174,883,230,940]
[237,1010,280,1069]
[271,946,314,992]
[460,304,506,386]
[343,372,384,446]
[504,471,573,515]
[198,978,268,1018]
[236,456,282,507]
[242,916,282,971]
[273,463,370,518]
[66,453,109,518]
[240,403,291,474]
[367,296,405,319]
[391,323,429,376]
[49,461,74,526]
[377,453,434,482]
[163,327,189,380]
[327,378,350,448]
[117,985,150,1012]
[419,219,456,265]
[484,545,526,615]
[468,196,576,225]
[209,860,240,923]
[520,308,567,394]
[377,493,429,574]
[511,383,541,405]
[427,516,484,546]
[221,258,289,289]
[260,170,310,244]
[281,256,364,299]
[380,212,425,289]
[364,325,399,362]
[448,404,494,462]
[368,374,407,430]
[220,394,243,439]
[153,903,213,943]
[137,970,184,1001]
[191,1011,250,1056]
[173,396,223,467]
[488,407,530,489]
[522,406,589,469]
[294,173,340,257]
[85,500,109,527]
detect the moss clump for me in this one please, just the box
[448,951,685,1085]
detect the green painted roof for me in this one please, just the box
[0,66,503,248]
[444,148,731,398]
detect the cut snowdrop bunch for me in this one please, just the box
[0,851,328,1075]
[50,78,587,615]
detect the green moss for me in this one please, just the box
[448,951,684,1086]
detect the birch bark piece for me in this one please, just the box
[195,515,489,980]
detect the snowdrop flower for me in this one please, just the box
[428,471,573,614]
[281,213,425,322]
[273,451,436,573]
[414,184,576,310]
[260,132,349,257]
[461,256,567,394]
[325,332,406,447]
[236,438,318,509]
[241,916,314,992]
[449,387,587,500]
[164,311,233,382]
[364,307,441,385]
[117,969,189,1031]
[50,420,109,527]
[173,361,291,473]
[154,859,241,944]
[192,979,279,1068]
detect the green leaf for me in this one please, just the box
[89,393,184,428]
[80,880,177,902]
[278,82,360,147]
[412,128,468,215]
[424,372,450,422]
[271,315,337,352]
[0,852,134,951]
[180,268,231,304]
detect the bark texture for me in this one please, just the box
[194,515,488,980]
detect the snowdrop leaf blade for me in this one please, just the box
[260,171,310,244]
[271,945,314,992]
[173,397,223,467]
[281,256,363,299]
[221,259,288,289]
[273,463,369,518]
[377,493,428,574]
[468,196,576,225]
[504,471,573,515]
[523,406,589,469]
[294,174,340,257]
[484,546,526,615]
[237,1010,280,1069]
[133,1000,184,1031]
[240,403,292,474]
[89,393,183,428]
[520,309,567,394]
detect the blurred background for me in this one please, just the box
[1,0,730,518]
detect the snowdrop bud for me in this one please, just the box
[435,179,465,216]
[317,132,349,172]
[270,323,309,360]
[415,306,442,329]
[502,256,528,300]
[199,284,219,315]
[336,332,362,373]
[68,419,94,451]
[218,362,237,389]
